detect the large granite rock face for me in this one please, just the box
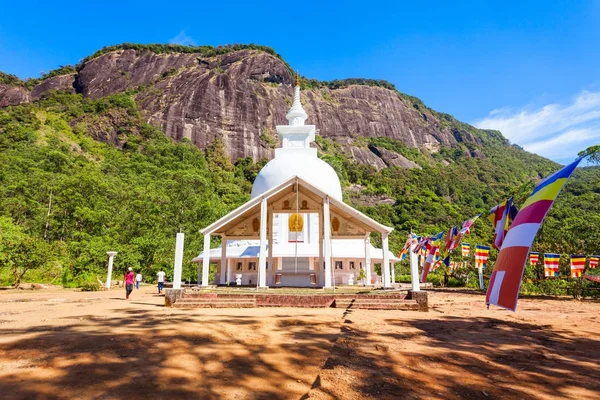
[0,48,478,165]
[31,74,76,100]
[0,84,30,107]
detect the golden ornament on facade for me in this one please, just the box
[288,213,304,232]
[331,217,340,233]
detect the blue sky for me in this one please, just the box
[1,0,598,163]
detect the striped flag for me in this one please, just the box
[590,255,599,269]
[444,226,458,255]
[420,232,444,283]
[475,244,491,290]
[486,158,583,311]
[529,252,539,265]
[475,245,491,269]
[462,243,471,257]
[570,255,586,277]
[544,253,560,277]
[488,198,519,249]
[461,214,480,234]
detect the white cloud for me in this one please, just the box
[473,91,600,163]
[168,30,196,46]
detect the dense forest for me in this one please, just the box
[1,46,599,291]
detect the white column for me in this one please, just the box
[382,232,391,288]
[318,209,324,286]
[105,251,117,289]
[364,237,372,285]
[201,233,211,286]
[391,262,396,285]
[226,259,232,284]
[323,197,332,288]
[478,266,485,290]
[410,245,420,292]
[219,235,227,285]
[173,233,184,289]
[267,210,274,286]
[258,198,268,288]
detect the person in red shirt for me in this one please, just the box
[124,267,135,299]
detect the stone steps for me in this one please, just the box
[335,298,419,310]
[184,294,257,299]
[173,300,256,309]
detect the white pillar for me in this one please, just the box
[478,266,484,290]
[410,245,420,292]
[201,234,211,286]
[323,197,332,288]
[220,236,227,285]
[226,259,232,284]
[105,251,117,289]
[365,237,372,285]
[318,209,324,286]
[267,210,274,286]
[173,233,184,289]
[391,262,396,284]
[382,232,391,288]
[258,198,268,288]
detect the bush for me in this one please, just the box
[80,281,100,291]
[448,277,465,287]
[427,274,443,287]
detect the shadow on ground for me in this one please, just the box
[1,305,599,399]
[0,309,341,399]
[303,312,600,399]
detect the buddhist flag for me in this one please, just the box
[488,198,519,249]
[486,157,583,311]
[444,226,458,255]
[590,256,599,269]
[420,232,444,283]
[570,255,586,277]
[461,214,480,234]
[475,245,491,269]
[544,253,560,277]
[462,243,471,257]
[529,252,539,265]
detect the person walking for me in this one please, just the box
[157,269,166,294]
[135,272,143,289]
[124,267,135,299]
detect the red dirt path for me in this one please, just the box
[0,287,598,399]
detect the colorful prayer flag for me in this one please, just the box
[444,226,458,255]
[570,254,586,277]
[589,255,599,269]
[475,245,491,269]
[461,243,471,257]
[461,214,480,235]
[486,157,583,311]
[544,253,560,277]
[529,252,539,265]
[420,232,444,283]
[488,198,519,249]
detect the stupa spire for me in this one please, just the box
[286,71,308,126]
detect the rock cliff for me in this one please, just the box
[1,46,488,165]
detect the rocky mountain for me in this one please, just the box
[1,44,598,289]
[1,44,493,167]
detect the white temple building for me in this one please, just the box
[193,81,400,288]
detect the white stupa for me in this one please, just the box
[251,82,343,200]
[194,78,400,288]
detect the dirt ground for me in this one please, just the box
[0,286,598,400]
